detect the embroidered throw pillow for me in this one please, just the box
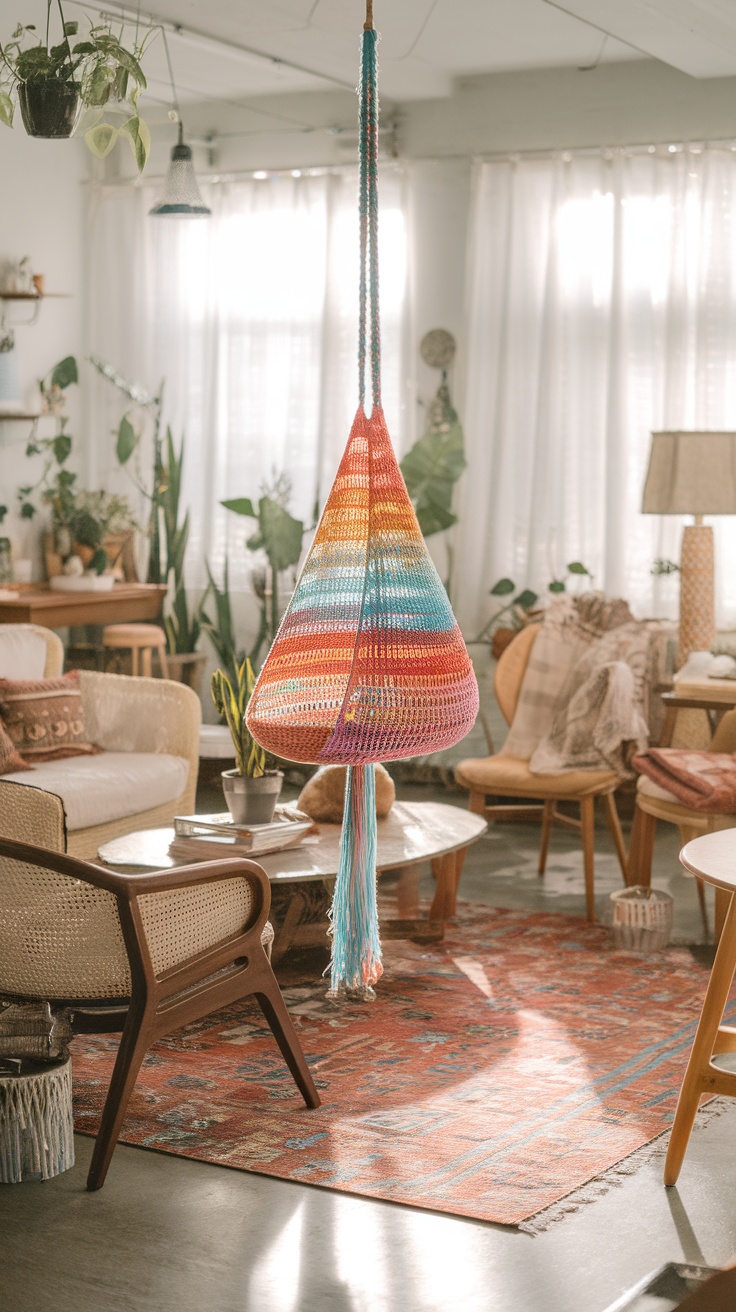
[0,671,100,762]
[0,717,32,775]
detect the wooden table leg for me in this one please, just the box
[429,852,459,921]
[664,891,736,1185]
[396,863,421,919]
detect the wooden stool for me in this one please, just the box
[664,829,736,1186]
[102,623,169,679]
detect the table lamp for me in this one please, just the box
[642,431,736,665]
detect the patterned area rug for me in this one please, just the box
[71,904,725,1227]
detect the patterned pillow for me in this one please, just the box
[0,717,32,775]
[0,671,100,763]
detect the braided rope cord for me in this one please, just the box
[357,27,381,412]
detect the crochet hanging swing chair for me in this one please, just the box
[247,6,479,998]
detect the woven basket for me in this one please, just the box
[609,885,674,951]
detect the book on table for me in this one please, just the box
[170,807,317,860]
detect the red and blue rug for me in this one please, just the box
[70,904,727,1226]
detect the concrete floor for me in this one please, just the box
[2,789,736,1312]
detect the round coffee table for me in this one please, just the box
[665,829,736,1185]
[98,801,487,957]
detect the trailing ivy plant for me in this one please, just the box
[18,354,79,524]
[0,2,154,171]
[473,562,593,643]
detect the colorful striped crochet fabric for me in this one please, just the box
[246,403,479,765]
[246,22,477,993]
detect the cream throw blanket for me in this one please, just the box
[501,594,675,778]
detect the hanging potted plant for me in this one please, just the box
[211,660,283,826]
[0,2,152,170]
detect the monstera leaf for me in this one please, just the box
[400,384,466,537]
[222,496,304,573]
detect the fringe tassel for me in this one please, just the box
[0,1057,75,1183]
[327,763,383,999]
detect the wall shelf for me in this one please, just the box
[0,293,70,300]
[0,413,40,421]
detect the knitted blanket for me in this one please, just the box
[633,749,736,813]
[502,594,676,778]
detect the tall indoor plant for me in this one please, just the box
[211,660,283,825]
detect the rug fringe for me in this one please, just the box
[518,1097,732,1236]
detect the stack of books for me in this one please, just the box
[169,806,317,862]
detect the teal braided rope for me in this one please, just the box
[358,27,381,411]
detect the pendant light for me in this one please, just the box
[149,29,210,219]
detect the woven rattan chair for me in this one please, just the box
[0,791,320,1191]
[455,624,628,921]
[630,709,736,941]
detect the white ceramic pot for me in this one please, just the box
[221,769,284,825]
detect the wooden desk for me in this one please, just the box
[664,829,736,1186]
[0,584,167,629]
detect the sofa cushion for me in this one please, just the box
[0,627,49,680]
[2,752,189,831]
[636,773,679,804]
[0,672,100,763]
[0,719,31,776]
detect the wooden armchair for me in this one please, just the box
[0,790,319,1191]
[455,624,628,920]
[629,708,736,940]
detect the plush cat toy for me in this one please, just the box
[297,763,395,824]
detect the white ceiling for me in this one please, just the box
[3,0,736,118]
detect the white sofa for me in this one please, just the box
[0,624,200,859]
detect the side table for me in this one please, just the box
[98,801,488,960]
[664,829,736,1185]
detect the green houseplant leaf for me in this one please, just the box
[221,497,257,519]
[120,115,150,174]
[116,414,137,465]
[85,121,118,158]
[400,415,466,538]
[50,356,78,390]
[257,496,304,572]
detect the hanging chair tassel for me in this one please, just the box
[327,764,383,998]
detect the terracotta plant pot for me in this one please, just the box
[221,769,284,826]
[18,81,81,139]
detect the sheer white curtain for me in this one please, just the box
[86,168,408,591]
[456,148,736,637]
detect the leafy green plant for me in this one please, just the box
[211,659,269,778]
[223,472,307,663]
[0,3,154,171]
[88,355,165,584]
[652,558,679,575]
[400,381,466,537]
[159,428,205,655]
[19,354,78,523]
[200,558,246,691]
[474,562,593,642]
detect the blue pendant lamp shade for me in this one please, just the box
[149,122,211,218]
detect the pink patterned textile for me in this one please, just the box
[633,749,736,812]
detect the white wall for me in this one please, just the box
[0,128,87,578]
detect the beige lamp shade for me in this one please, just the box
[642,430,736,666]
[642,432,736,515]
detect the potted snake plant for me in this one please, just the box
[211,659,283,826]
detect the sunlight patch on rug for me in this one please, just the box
[70,905,733,1226]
